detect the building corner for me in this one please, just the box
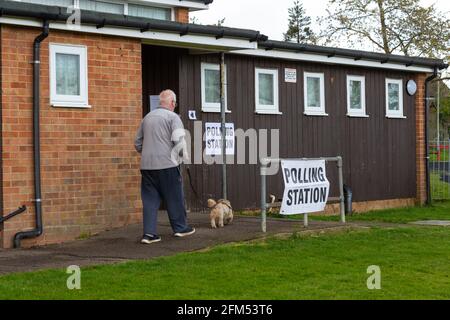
[416,73,427,205]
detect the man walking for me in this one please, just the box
[135,89,195,244]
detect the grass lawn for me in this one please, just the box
[1,225,450,300]
[240,197,450,224]
[294,200,450,224]
[431,172,450,200]
[242,200,450,224]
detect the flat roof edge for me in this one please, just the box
[0,0,446,71]
[259,40,448,71]
[233,49,435,73]
[0,0,267,42]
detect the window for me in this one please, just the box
[346,75,367,117]
[304,72,326,116]
[385,79,405,118]
[255,68,280,114]
[18,0,175,21]
[201,63,228,113]
[79,0,124,15]
[128,4,172,20]
[18,0,73,7]
[50,44,89,108]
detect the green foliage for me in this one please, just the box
[438,92,450,128]
[284,0,316,44]
[321,0,450,58]
[189,16,200,25]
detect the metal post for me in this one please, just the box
[337,156,346,223]
[437,80,440,149]
[260,160,267,233]
[304,213,309,228]
[220,52,227,200]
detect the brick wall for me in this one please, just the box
[323,198,416,215]
[175,7,190,23]
[1,25,143,248]
[415,73,427,205]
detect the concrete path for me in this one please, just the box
[0,213,360,275]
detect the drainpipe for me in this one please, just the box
[425,68,439,205]
[13,21,49,248]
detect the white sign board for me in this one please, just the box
[150,95,160,111]
[280,160,330,215]
[284,68,297,83]
[205,122,235,155]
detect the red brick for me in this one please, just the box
[175,7,190,23]
[415,73,427,205]
[1,25,143,248]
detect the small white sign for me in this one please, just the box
[150,95,160,111]
[280,159,330,215]
[284,68,297,83]
[188,110,197,120]
[205,122,235,155]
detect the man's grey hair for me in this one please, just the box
[160,89,177,107]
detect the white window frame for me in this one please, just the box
[346,75,368,118]
[50,43,89,108]
[255,68,281,115]
[304,72,327,116]
[385,78,405,119]
[201,63,229,113]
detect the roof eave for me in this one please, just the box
[258,40,448,71]
[0,0,266,43]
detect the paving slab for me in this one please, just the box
[410,220,450,226]
[0,213,354,275]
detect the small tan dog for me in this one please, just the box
[207,199,233,229]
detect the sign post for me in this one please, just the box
[204,122,235,156]
[280,159,330,218]
[260,157,345,232]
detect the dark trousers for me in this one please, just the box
[141,167,188,235]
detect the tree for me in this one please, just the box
[189,16,200,25]
[321,0,450,58]
[284,0,316,44]
[189,17,226,27]
[433,80,450,138]
[215,17,226,27]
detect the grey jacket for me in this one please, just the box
[135,108,187,170]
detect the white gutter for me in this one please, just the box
[233,48,435,73]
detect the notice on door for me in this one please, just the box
[280,159,330,215]
[150,95,160,111]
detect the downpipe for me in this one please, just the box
[13,21,49,248]
[425,68,439,205]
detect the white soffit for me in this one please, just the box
[234,49,434,73]
[0,17,257,51]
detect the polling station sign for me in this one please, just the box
[205,122,235,155]
[280,160,330,215]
